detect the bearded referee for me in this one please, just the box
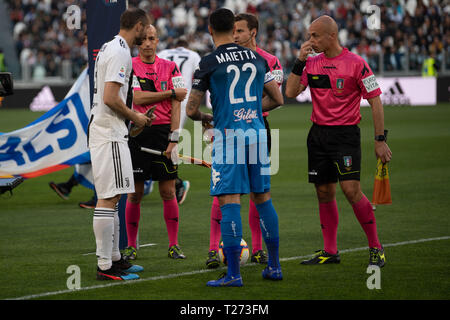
[88,8,152,281]
[285,15,392,267]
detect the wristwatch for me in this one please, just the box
[375,135,386,142]
[171,89,176,99]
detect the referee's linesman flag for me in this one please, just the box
[372,130,392,205]
[372,158,392,205]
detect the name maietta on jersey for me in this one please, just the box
[215,47,257,64]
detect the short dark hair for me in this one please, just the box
[120,8,149,30]
[175,38,189,48]
[209,8,235,33]
[235,13,259,34]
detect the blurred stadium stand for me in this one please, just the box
[0,0,448,101]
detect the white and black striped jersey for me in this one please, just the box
[89,35,132,147]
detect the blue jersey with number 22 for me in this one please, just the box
[192,43,274,195]
[192,43,273,143]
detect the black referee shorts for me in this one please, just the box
[307,123,361,185]
[263,116,271,154]
[128,124,178,182]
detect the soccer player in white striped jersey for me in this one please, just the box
[88,8,152,281]
[158,38,201,130]
[158,39,201,204]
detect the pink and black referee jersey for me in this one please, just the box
[131,55,185,125]
[256,46,283,117]
[300,47,382,126]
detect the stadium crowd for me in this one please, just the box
[4,0,449,80]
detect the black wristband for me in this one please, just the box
[291,58,306,76]
[171,89,176,99]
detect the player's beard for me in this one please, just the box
[134,28,146,46]
[135,35,144,46]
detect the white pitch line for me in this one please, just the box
[139,243,157,248]
[6,236,450,300]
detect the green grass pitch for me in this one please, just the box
[0,103,449,302]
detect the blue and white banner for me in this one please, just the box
[0,69,91,178]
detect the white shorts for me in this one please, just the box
[90,141,135,199]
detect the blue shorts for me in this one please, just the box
[210,141,271,196]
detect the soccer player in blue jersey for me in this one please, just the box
[186,8,284,287]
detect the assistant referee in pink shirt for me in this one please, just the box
[286,15,392,267]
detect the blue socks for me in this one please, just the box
[220,199,281,274]
[220,203,242,247]
[220,203,243,277]
[223,245,241,278]
[255,199,280,268]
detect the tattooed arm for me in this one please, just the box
[186,89,213,124]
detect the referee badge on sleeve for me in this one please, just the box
[362,74,380,93]
[172,76,185,89]
[161,81,167,91]
[132,75,140,89]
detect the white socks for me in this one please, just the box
[93,206,120,271]
[112,204,121,262]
